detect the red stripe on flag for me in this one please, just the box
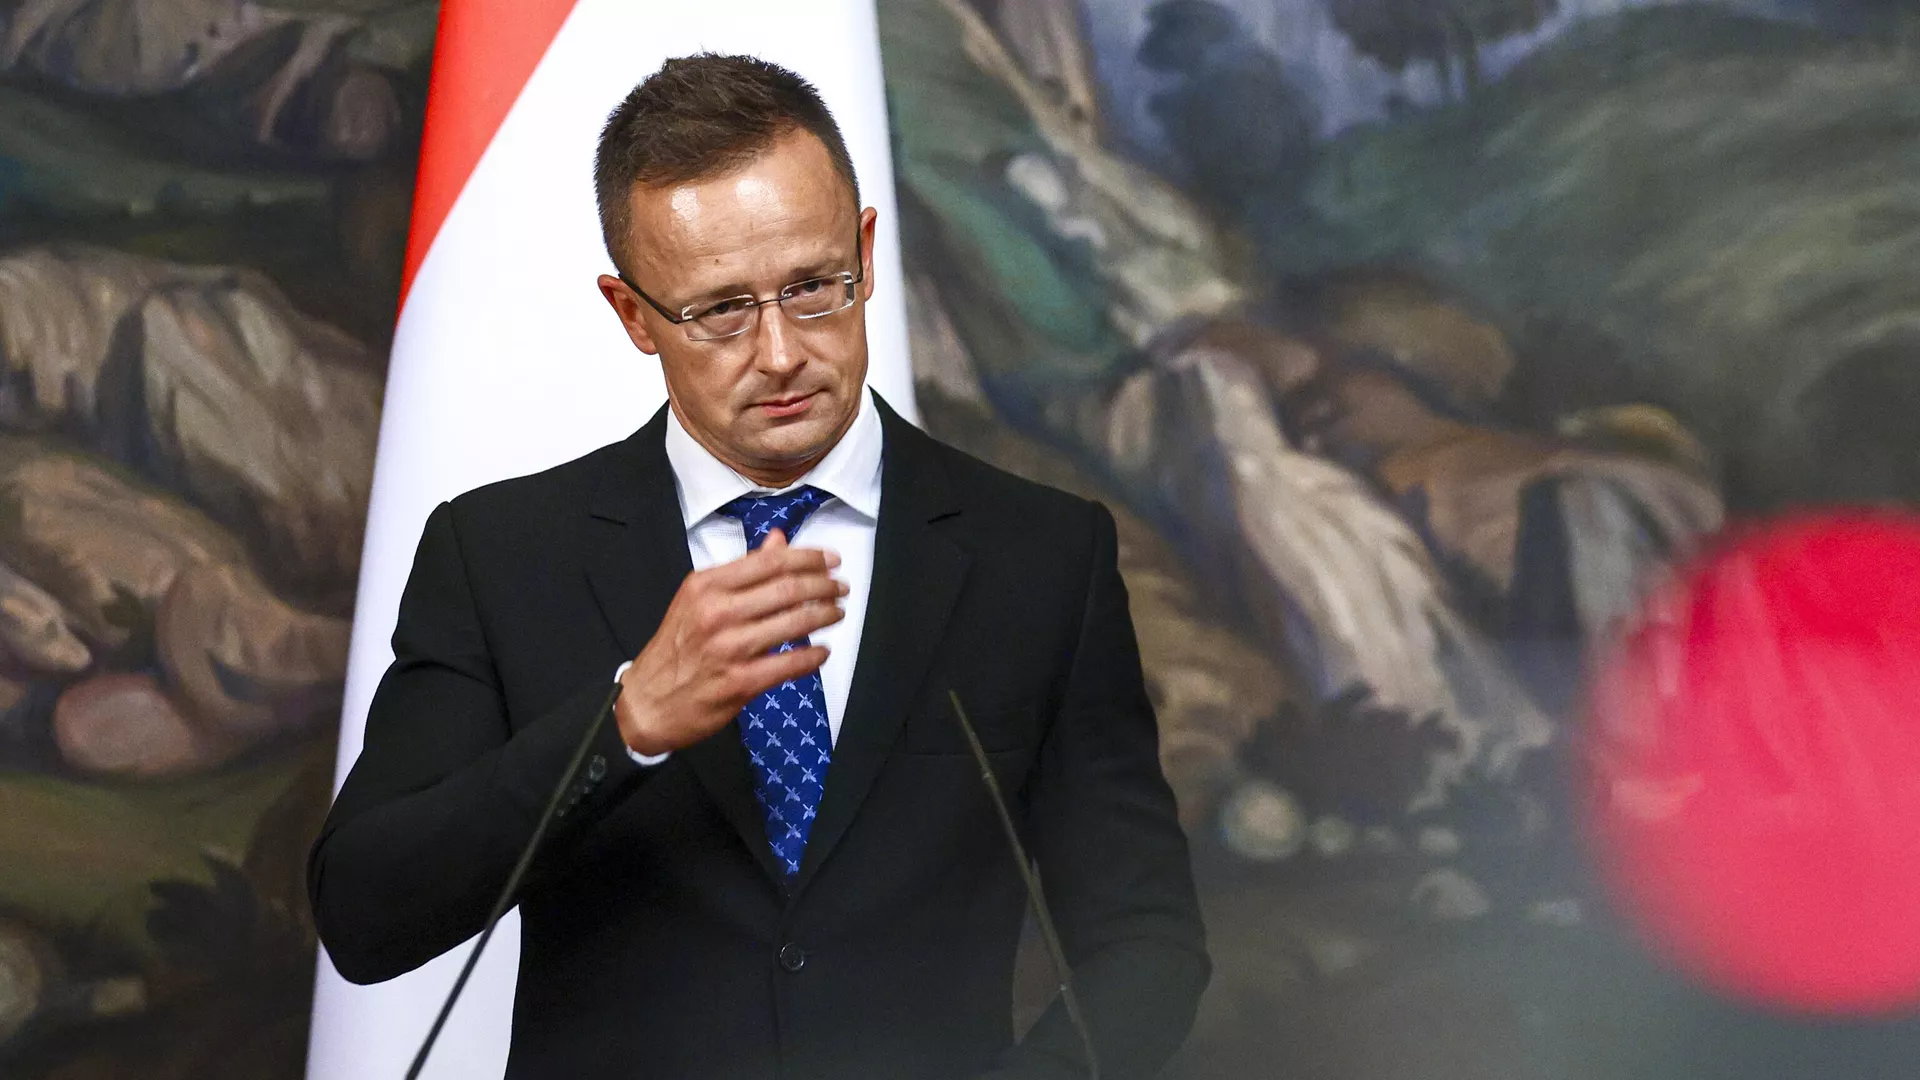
[399,0,581,304]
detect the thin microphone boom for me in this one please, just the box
[398,682,1094,1078]
[404,679,625,1079]
[948,690,1101,1080]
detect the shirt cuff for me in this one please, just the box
[614,660,671,766]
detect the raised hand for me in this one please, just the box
[614,529,846,756]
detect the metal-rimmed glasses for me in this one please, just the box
[620,260,865,342]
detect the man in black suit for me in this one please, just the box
[308,54,1208,1080]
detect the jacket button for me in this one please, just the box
[586,754,607,782]
[777,943,807,973]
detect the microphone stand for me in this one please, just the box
[400,683,1098,1078]
[949,690,1101,1080]
[403,679,625,1079]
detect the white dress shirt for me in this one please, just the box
[623,390,884,764]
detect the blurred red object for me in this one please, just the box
[1581,511,1920,1013]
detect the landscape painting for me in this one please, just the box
[4,0,1918,1076]
[0,2,434,1077]
[879,1,1920,1076]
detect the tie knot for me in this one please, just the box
[718,486,830,549]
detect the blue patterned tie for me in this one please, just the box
[717,486,834,877]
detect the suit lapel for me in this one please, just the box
[584,406,786,887]
[794,398,969,894]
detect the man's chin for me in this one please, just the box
[734,425,834,474]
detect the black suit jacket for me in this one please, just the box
[308,395,1208,1080]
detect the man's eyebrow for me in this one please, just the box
[787,253,847,280]
[681,280,754,307]
[681,254,852,306]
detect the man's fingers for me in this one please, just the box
[700,538,841,591]
[732,644,830,700]
[723,570,848,624]
[729,602,847,659]
[716,601,846,660]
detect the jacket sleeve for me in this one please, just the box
[996,501,1212,1079]
[307,500,650,985]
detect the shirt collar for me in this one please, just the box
[663,388,884,531]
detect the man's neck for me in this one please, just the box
[738,457,825,490]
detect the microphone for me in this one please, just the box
[403,678,625,1079]
[948,690,1101,1080]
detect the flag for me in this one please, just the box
[305,3,912,1076]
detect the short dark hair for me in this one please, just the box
[594,54,860,276]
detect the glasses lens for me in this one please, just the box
[783,276,854,320]
[686,297,756,341]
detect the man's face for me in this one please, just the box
[598,129,875,482]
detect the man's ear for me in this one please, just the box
[856,206,878,304]
[597,274,661,355]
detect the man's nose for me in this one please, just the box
[751,302,802,375]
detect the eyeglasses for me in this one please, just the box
[621,259,865,342]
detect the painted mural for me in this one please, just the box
[0,2,433,1077]
[3,0,1917,1076]
[880,0,1920,1077]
